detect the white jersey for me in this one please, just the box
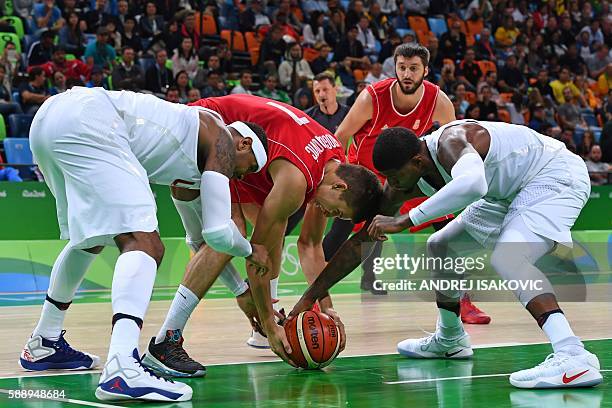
[72,87,205,187]
[417,120,568,202]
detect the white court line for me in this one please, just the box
[0,388,119,407]
[1,338,610,379]
[384,370,612,385]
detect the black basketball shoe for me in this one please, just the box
[142,330,206,378]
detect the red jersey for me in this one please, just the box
[348,78,440,179]
[190,95,345,206]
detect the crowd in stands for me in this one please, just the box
[0,0,610,184]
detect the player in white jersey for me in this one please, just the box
[19,87,270,402]
[291,120,602,389]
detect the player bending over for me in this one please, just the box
[20,87,269,402]
[292,120,602,389]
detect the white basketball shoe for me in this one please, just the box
[397,328,473,359]
[509,351,602,389]
[95,349,192,402]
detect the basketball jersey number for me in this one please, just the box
[266,101,310,126]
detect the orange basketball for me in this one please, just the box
[284,311,342,369]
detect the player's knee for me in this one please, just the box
[115,232,165,266]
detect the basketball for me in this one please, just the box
[284,311,342,369]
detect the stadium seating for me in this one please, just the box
[427,17,447,37]
[3,137,35,180]
[8,114,34,138]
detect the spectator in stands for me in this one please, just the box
[356,15,377,61]
[201,72,228,98]
[404,0,430,15]
[258,25,286,77]
[303,11,326,47]
[494,15,520,47]
[59,11,86,57]
[105,20,121,52]
[35,46,90,83]
[365,62,388,84]
[474,26,495,62]
[550,67,582,105]
[559,43,587,76]
[0,66,23,118]
[84,26,117,72]
[302,0,328,14]
[557,87,588,133]
[558,15,576,47]
[497,54,525,93]
[439,19,467,62]
[575,74,601,111]
[528,103,548,133]
[465,104,480,120]
[293,86,313,110]
[174,70,191,103]
[457,48,482,90]
[334,25,369,70]
[111,46,144,91]
[577,130,596,159]
[454,83,470,116]
[181,11,200,51]
[32,0,65,35]
[273,0,303,35]
[438,63,458,96]
[345,79,367,106]
[187,88,201,104]
[19,67,50,114]
[305,72,349,133]
[376,0,397,15]
[597,63,612,98]
[171,37,199,81]
[240,0,271,32]
[120,15,143,55]
[345,0,365,29]
[0,154,23,182]
[324,9,346,49]
[310,43,335,75]
[576,30,594,60]
[581,18,604,46]
[585,145,611,186]
[145,49,173,95]
[49,71,67,94]
[139,1,165,40]
[231,70,254,95]
[160,17,182,57]
[115,0,130,31]
[27,29,56,67]
[85,66,108,88]
[367,3,389,42]
[256,74,291,104]
[0,43,22,93]
[214,40,234,77]
[13,0,35,26]
[586,44,611,81]
[465,0,493,21]
[84,0,112,34]
[532,68,554,101]
[165,86,180,103]
[476,84,498,120]
[279,42,314,93]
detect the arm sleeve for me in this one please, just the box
[408,152,488,226]
[200,171,252,257]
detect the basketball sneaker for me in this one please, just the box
[460,294,491,325]
[141,330,206,378]
[19,330,100,371]
[96,348,192,402]
[509,351,602,389]
[397,329,473,359]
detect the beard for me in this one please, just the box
[397,74,425,95]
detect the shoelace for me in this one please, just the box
[537,353,570,368]
[53,330,85,357]
[166,342,198,364]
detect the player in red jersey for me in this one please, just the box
[328,43,490,323]
[142,94,382,376]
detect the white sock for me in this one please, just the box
[270,277,280,312]
[109,319,141,359]
[542,312,584,355]
[33,245,97,340]
[155,284,199,344]
[108,251,157,359]
[437,308,464,339]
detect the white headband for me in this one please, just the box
[228,121,267,173]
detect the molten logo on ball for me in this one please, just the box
[307,316,320,349]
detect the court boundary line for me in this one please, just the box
[1,338,610,380]
[0,388,119,407]
[384,369,612,385]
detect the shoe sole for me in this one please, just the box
[461,317,491,325]
[141,352,206,378]
[95,386,192,402]
[398,347,474,359]
[246,339,271,349]
[510,368,603,389]
[18,357,99,371]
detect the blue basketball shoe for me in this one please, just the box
[19,330,100,371]
[96,349,192,402]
